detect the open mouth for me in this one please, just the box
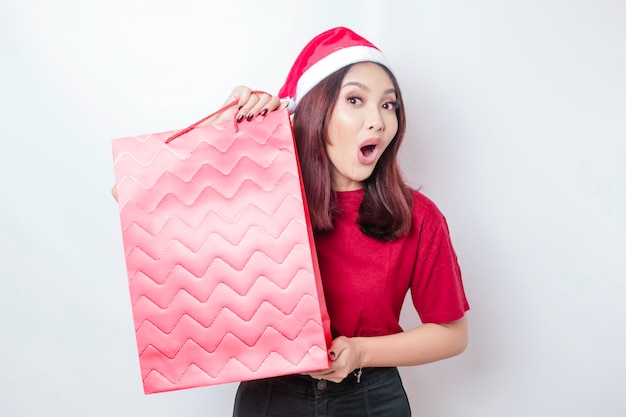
[360,144,376,157]
[357,141,380,165]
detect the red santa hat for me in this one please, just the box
[278,26,392,113]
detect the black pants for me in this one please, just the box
[232,367,411,417]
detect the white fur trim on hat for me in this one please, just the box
[292,45,391,112]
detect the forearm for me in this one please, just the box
[355,316,468,368]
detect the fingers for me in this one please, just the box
[329,342,347,362]
[304,337,359,383]
[222,85,252,106]
[236,93,261,122]
[307,368,348,384]
[202,86,283,126]
[235,93,281,123]
[307,370,343,384]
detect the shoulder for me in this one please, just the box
[407,189,454,238]
[410,189,446,220]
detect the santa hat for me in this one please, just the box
[279,26,392,113]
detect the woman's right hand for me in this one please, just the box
[200,86,286,126]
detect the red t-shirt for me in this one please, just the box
[314,189,469,338]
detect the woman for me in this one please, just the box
[112,26,469,416]
[220,27,470,416]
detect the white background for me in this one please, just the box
[1,1,624,416]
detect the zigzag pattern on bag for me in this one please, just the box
[112,110,329,394]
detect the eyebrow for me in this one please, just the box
[341,81,396,96]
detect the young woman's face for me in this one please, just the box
[326,62,398,191]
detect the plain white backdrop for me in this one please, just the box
[1,1,624,416]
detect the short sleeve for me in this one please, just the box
[410,195,469,324]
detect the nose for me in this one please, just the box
[367,107,384,131]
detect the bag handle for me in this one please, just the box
[165,90,272,144]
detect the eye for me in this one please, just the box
[382,101,398,111]
[347,96,363,105]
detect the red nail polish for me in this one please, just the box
[260,108,268,116]
[236,114,244,123]
[246,113,254,122]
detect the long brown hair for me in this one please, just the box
[292,63,413,242]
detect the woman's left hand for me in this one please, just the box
[307,336,364,383]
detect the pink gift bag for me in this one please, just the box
[112,100,331,394]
